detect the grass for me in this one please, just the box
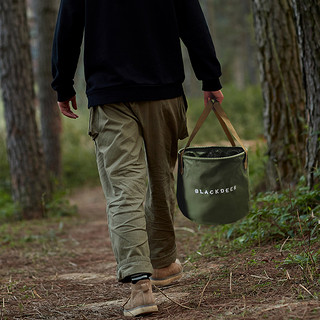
[199,176,320,250]
[196,173,320,292]
[224,176,320,246]
[0,217,65,249]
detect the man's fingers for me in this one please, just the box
[61,109,78,119]
[58,99,79,119]
[212,90,224,103]
[61,108,79,119]
[204,90,224,105]
[214,95,224,103]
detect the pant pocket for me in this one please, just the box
[88,106,99,140]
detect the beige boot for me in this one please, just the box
[150,259,183,286]
[123,279,158,317]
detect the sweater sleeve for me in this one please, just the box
[51,0,85,102]
[174,0,222,91]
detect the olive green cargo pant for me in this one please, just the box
[88,97,188,282]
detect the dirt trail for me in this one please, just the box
[1,186,319,319]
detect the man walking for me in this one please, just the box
[52,0,223,316]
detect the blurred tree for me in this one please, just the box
[252,0,306,189]
[183,1,259,97]
[0,0,49,219]
[292,0,320,188]
[203,0,259,89]
[32,0,62,181]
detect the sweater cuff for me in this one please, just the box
[56,87,76,102]
[202,79,222,92]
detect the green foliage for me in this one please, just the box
[247,140,268,193]
[0,145,78,222]
[0,132,10,183]
[0,109,98,222]
[0,189,19,222]
[284,251,319,269]
[0,189,76,223]
[223,178,320,246]
[0,130,79,222]
[283,249,320,286]
[61,114,99,188]
[198,175,320,286]
[44,189,77,218]
[0,218,64,248]
[0,133,18,222]
[200,176,320,252]
[185,84,264,144]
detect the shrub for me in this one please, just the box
[202,175,320,249]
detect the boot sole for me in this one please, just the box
[150,272,183,286]
[123,304,158,317]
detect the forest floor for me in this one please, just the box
[1,186,320,320]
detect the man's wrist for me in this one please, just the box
[56,88,76,103]
[202,79,222,91]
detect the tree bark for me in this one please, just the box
[32,0,62,180]
[252,0,306,189]
[0,0,49,219]
[291,0,320,188]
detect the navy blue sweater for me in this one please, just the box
[52,0,222,107]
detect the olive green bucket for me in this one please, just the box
[177,100,249,225]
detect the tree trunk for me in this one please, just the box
[252,0,306,189]
[291,0,320,188]
[33,0,62,180]
[0,0,49,219]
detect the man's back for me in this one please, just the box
[52,0,221,106]
[83,1,184,105]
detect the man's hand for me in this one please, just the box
[58,96,79,119]
[204,90,224,105]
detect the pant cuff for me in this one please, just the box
[117,256,153,282]
[151,247,177,269]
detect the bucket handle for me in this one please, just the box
[180,100,248,173]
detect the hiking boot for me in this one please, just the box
[150,259,183,286]
[123,279,158,317]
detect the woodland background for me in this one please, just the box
[0,1,319,319]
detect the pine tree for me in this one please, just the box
[0,0,49,218]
